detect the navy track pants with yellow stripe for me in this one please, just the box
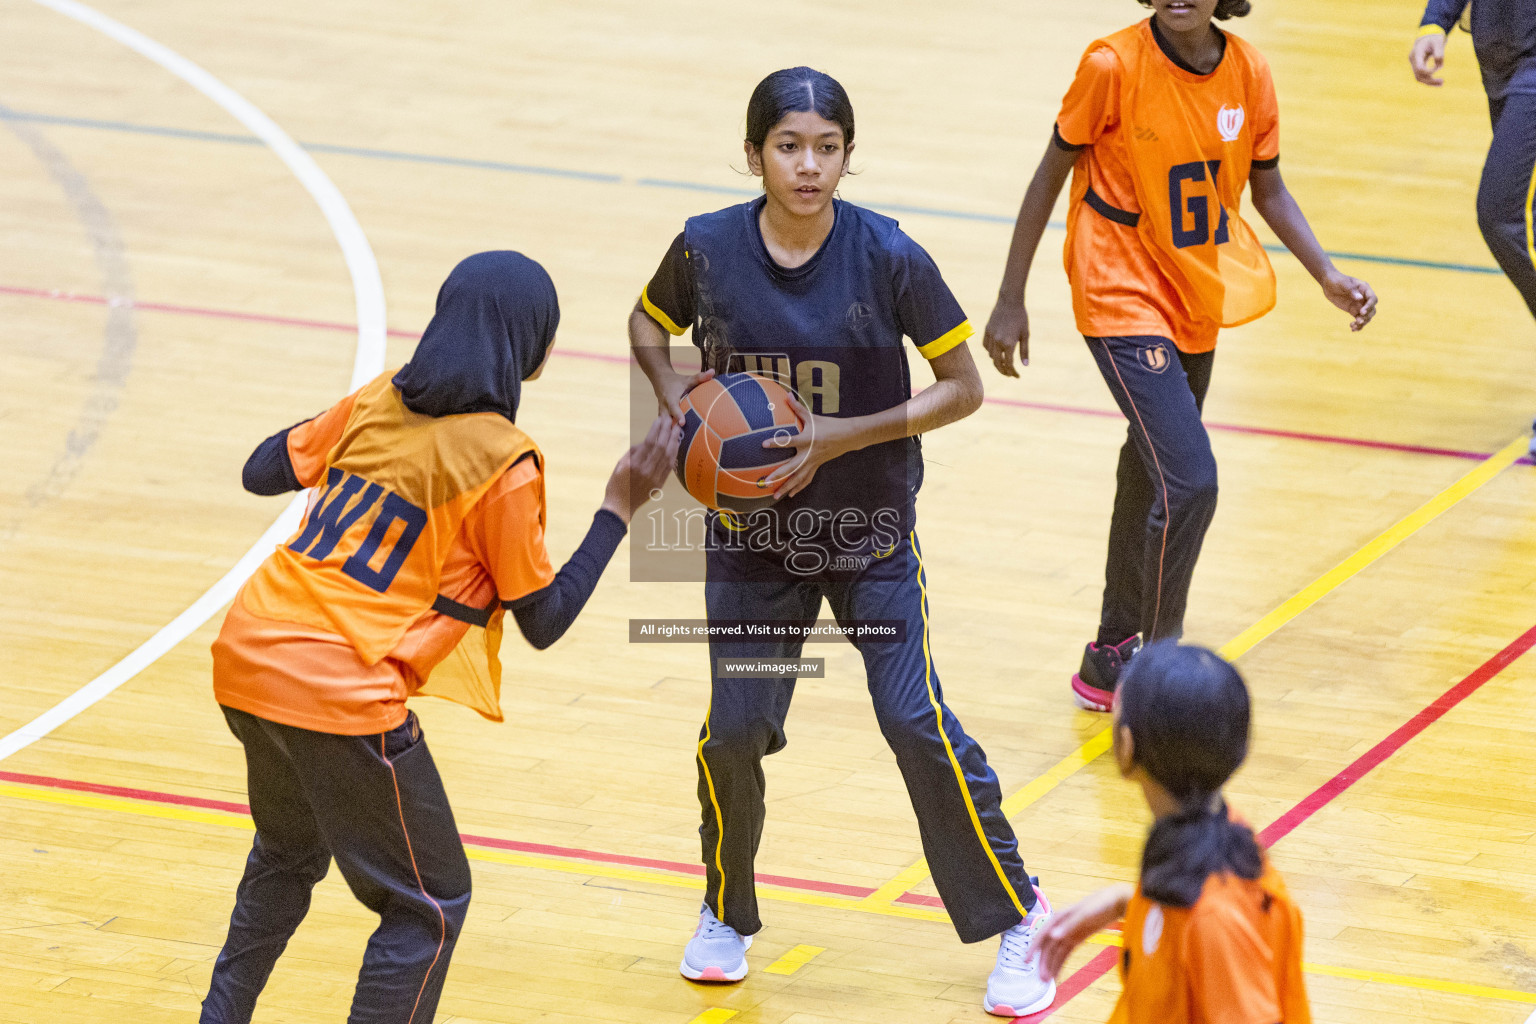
[1480,92,1536,321]
[696,533,1036,943]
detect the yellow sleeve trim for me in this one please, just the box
[916,320,974,360]
[640,286,687,336]
[1417,23,1447,37]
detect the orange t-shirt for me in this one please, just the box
[1110,865,1311,1024]
[1057,20,1280,352]
[213,385,556,735]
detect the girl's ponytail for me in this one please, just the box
[1140,793,1263,908]
[1119,643,1263,909]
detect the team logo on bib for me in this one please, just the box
[1138,343,1171,373]
[1142,905,1164,956]
[1217,104,1245,142]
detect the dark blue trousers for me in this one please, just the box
[1479,92,1536,322]
[1087,336,1217,645]
[697,532,1035,944]
[202,707,471,1024]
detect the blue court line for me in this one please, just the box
[0,109,622,184]
[2,108,1503,277]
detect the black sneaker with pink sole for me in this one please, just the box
[1070,636,1142,711]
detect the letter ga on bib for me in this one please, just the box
[1099,22,1277,327]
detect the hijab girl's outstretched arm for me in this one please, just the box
[505,414,680,649]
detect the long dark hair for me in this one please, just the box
[1118,641,1263,908]
[745,67,855,151]
[1139,0,1252,19]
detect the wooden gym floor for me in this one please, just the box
[1,0,1533,1021]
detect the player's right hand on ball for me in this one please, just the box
[657,368,716,424]
[603,414,683,524]
[982,299,1030,378]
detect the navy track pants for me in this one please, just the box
[1087,335,1217,645]
[202,707,471,1024]
[696,532,1036,944]
[1480,92,1536,322]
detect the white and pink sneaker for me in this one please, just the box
[983,885,1056,1017]
[680,903,753,982]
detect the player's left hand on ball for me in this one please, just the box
[1322,270,1378,331]
[759,391,850,500]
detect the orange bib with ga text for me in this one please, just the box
[1093,22,1277,328]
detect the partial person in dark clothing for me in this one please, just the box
[1413,2,1536,452]
[1414,0,1536,104]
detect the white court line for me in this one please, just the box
[0,0,387,762]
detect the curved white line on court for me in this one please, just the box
[0,0,387,762]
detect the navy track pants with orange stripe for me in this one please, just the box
[1087,335,1217,645]
[697,534,1036,944]
[1480,92,1536,322]
[203,707,470,1024]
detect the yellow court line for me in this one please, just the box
[2,781,1533,1006]
[1220,433,1531,660]
[1302,961,1536,1005]
[687,1010,738,1024]
[0,782,254,831]
[864,432,1531,906]
[763,943,825,976]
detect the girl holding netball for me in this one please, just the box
[983,0,1378,710]
[202,251,678,1024]
[1029,642,1311,1023]
[631,67,1054,1016]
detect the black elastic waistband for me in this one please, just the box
[432,593,493,627]
[1084,186,1141,227]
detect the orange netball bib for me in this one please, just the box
[1094,22,1277,327]
[242,373,539,669]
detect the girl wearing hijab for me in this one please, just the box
[1029,642,1311,1023]
[201,251,680,1024]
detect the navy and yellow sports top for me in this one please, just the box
[1422,0,1536,100]
[641,196,973,544]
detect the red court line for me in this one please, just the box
[1256,620,1536,848]
[896,891,944,908]
[0,285,632,366]
[4,621,1534,1016]
[4,283,1522,462]
[0,769,249,814]
[0,768,875,899]
[1013,618,1536,1021]
[1017,947,1120,1024]
[982,393,1504,463]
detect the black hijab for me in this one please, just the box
[393,251,559,422]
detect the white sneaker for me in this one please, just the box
[679,903,754,982]
[983,885,1056,1017]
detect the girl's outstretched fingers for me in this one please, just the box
[1027,883,1132,982]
